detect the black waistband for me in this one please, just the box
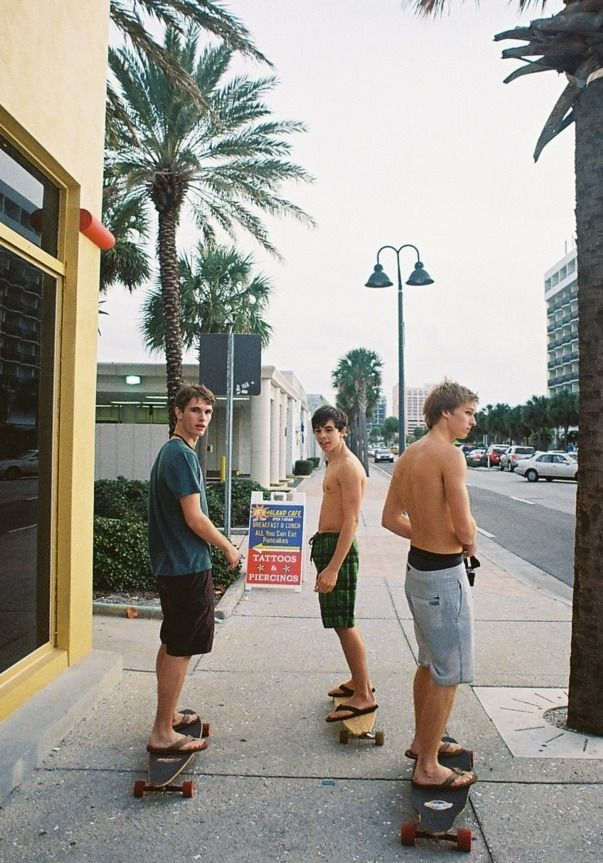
[408,546,463,571]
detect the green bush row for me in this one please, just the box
[93,476,269,594]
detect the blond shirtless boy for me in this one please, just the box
[382,381,479,790]
[310,406,377,723]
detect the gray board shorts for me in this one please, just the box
[405,546,474,686]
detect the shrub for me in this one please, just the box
[206,478,270,527]
[308,456,320,468]
[211,547,243,592]
[294,459,313,475]
[94,476,149,522]
[93,516,154,592]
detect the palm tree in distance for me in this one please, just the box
[406,0,603,734]
[141,243,273,353]
[332,349,384,475]
[142,244,273,474]
[108,26,313,428]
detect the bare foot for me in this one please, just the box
[325,696,377,722]
[172,710,199,728]
[406,739,467,759]
[146,732,206,755]
[411,765,477,789]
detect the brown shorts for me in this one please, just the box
[158,570,215,656]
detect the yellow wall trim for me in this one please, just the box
[0,650,68,722]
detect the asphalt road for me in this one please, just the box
[371,460,576,587]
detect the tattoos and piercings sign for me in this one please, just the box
[245,491,305,590]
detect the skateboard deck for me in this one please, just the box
[332,696,384,746]
[401,736,474,852]
[133,709,210,798]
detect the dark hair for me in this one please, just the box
[311,405,348,431]
[174,383,216,412]
[423,380,478,429]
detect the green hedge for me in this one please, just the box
[294,459,313,475]
[93,516,154,592]
[93,476,269,594]
[94,476,149,522]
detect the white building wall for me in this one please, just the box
[95,424,168,481]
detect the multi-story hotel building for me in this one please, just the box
[545,248,579,395]
[392,383,434,435]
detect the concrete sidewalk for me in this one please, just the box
[1,469,601,862]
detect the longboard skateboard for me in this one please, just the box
[331,695,384,746]
[401,736,474,852]
[133,709,210,798]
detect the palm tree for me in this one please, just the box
[142,243,273,473]
[141,243,273,353]
[406,0,603,738]
[549,389,579,447]
[107,0,269,137]
[100,168,150,293]
[107,27,313,427]
[332,349,383,475]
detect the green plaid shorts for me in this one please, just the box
[310,532,359,629]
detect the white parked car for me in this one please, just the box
[499,445,535,472]
[0,449,39,480]
[515,451,578,482]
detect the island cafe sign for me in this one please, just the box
[245,491,305,590]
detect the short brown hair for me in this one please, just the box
[173,383,216,412]
[311,405,348,431]
[423,380,478,429]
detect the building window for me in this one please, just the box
[0,238,57,671]
[0,135,60,256]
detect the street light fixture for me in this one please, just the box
[365,245,433,454]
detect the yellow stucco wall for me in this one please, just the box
[0,0,110,717]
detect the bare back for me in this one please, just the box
[318,449,366,533]
[384,434,475,554]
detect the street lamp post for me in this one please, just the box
[365,245,433,454]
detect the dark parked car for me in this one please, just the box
[485,445,509,468]
[499,445,535,472]
[466,448,486,467]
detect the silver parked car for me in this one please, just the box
[0,449,39,480]
[499,445,535,472]
[374,448,394,463]
[515,451,577,482]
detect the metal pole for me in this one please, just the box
[396,254,405,454]
[224,330,234,538]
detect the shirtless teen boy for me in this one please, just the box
[310,405,377,723]
[382,380,479,790]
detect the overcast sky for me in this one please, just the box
[98,0,575,412]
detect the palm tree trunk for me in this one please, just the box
[567,76,603,735]
[357,388,369,476]
[157,208,183,434]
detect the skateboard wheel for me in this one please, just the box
[400,822,417,846]
[133,780,146,798]
[457,828,472,852]
[374,730,385,746]
[182,780,195,798]
[201,722,211,738]
[339,728,350,744]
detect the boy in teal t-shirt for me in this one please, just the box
[146,384,241,758]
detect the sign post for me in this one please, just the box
[245,491,305,591]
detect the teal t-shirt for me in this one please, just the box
[148,437,212,577]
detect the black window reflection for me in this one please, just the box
[0,245,55,672]
[0,136,59,258]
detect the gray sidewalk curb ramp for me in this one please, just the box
[0,650,122,804]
